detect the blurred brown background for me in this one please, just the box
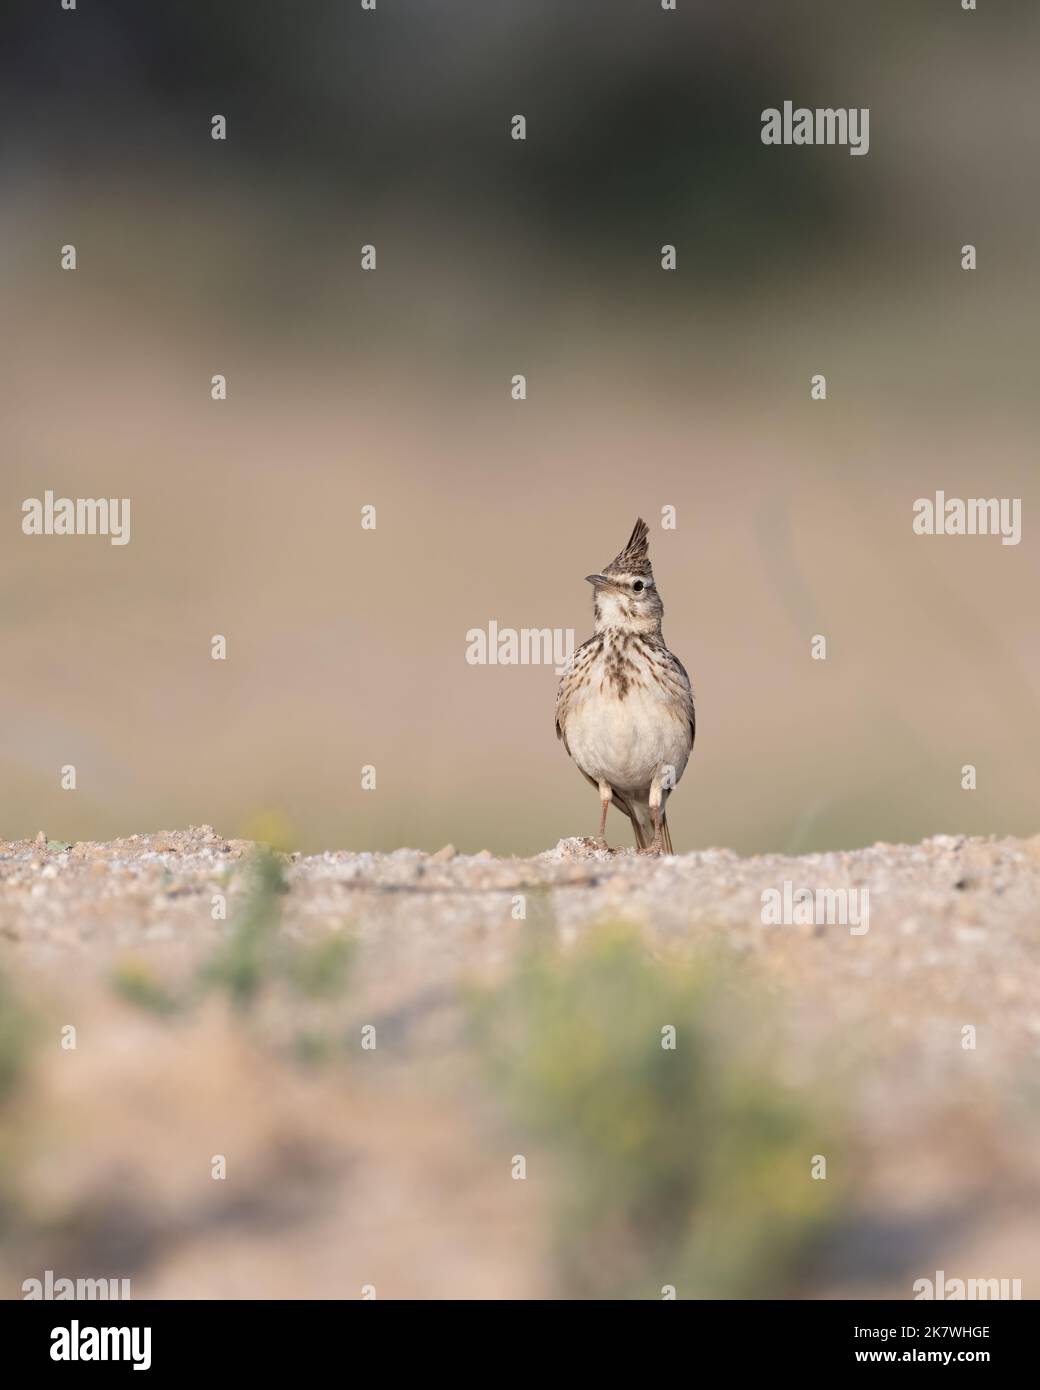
[2,0,1037,856]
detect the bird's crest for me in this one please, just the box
[603,517,653,579]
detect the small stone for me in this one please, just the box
[430,844,457,863]
[34,831,47,851]
[955,925,987,944]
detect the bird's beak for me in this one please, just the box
[585,573,610,588]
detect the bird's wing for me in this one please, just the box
[662,649,696,747]
[554,635,599,755]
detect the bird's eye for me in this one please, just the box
[633,580,644,592]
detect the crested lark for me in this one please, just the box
[555,518,695,855]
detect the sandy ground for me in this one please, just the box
[1,825,1039,1300]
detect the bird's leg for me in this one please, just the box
[595,781,613,849]
[639,780,665,855]
[649,803,665,855]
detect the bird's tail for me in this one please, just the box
[660,814,673,855]
[628,802,651,850]
[616,796,672,853]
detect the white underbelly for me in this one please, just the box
[566,687,690,794]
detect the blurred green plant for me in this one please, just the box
[110,959,181,1018]
[471,926,844,1299]
[112,847,356,1055]
[199,845,289,1011]
[0,965,40,1236]
[0,968,33,1106]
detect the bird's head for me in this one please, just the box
[586,518,663,633]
